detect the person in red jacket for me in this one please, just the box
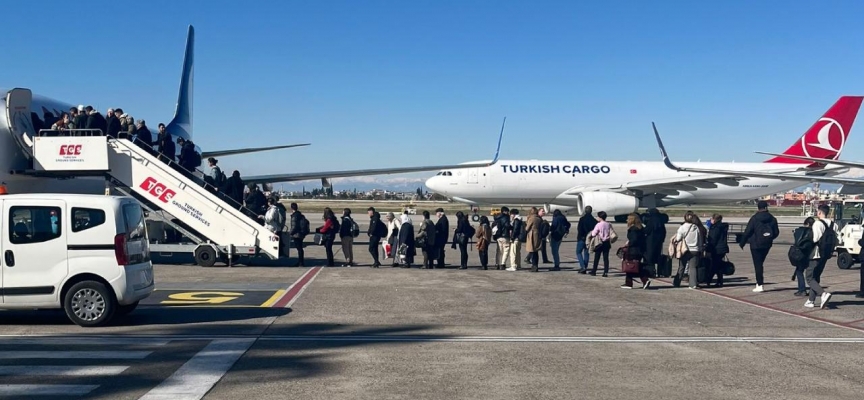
[316,207,340,267]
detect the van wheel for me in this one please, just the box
[116,301,139,316]
[837,251,854,270]
[194,246,218,267]
[471,214,480,222]
[63,281,116,327]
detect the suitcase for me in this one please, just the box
[313,233,325,246]
[696,256,711,284]
[657,255,672,277]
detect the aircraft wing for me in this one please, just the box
[651,122,864,185]
[562,174,748,197]
[202,143,310,158]
[242,118,506,185]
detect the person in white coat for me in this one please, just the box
[384,212,402,266]
[672,213,706,288]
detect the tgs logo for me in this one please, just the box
[140,177,177,203]
[59,144,82,156]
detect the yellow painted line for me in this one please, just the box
[153,289,279,292]
[260,289,287,308]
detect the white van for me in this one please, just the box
[0,194,154,327]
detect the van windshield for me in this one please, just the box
[122,204,146,240]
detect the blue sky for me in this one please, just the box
[5,0,864,184]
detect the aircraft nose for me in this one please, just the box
[425,176,441,193]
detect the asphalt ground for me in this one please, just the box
[2,216,864,399]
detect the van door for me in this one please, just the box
[1,198,67,305]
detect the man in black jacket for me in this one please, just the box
[74,105,88,129]
[221,170,245,207]
[85,106,107,134]
[434,208,449,268]
[105,108,121,138]
[576,206,597,273]
[493,207,512,270]
[368,208,384,267]
[740,201,780,293]
[289,203,307,267]
[706,214,730,287]
[642,208,667,277]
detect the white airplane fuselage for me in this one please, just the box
[425,160,816,210]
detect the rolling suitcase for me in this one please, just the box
[657,254,673,277]
[696,255,712,284]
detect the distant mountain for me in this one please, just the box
[271,176,428,193]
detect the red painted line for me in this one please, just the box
[765,297,810,306]
[845,318,864,326]
[272,267,323,308]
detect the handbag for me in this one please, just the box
[621,258,641,274]
[383,243,392,257]
[609,226,618,244]
[455,233,466,244]
[722,256,735,275]
[313,233,324,246]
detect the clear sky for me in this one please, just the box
[5,0,864,182]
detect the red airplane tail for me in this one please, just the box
[765,96,864,164]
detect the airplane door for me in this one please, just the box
[467,168,479,184]
[2,198,67,305]
[5,88,36,158]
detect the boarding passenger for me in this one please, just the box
[368,208,387,268]
[642,208,666,277]
[538,208,551,265]
[739,200,780,293]
[157,124,176,162]
[452,211,472,269]
[790,217,815,297]
[384,212,401,267]
[177,138,200,171]
[74,105,87,129]
[340,209,356,267]
[105,108,121,138]
[289,203,309,267]
[706,214,730,288]
[673,213,705,288]
[85,106,107,134]
[587,211,613,277]
[621,213,651,289]
[475,216,492,270]
[549,209,570,270]
[524,207,542,272]
[222,170,245,207]
[261,197,283,233]
[134,120,154,150]
[576,206,597,273]
[116,109,135,138]
[51,113,71,130]
[68,108,79,128]
[417,211,437,269]
[434,208,449,268]
[397,214,416,268]
[493,207,512,270]
[43,111,57,131]
[507,209,524,272]
[205,158,224,187]
[316,208,339,267]
[805,205,835,308]
[245,184,267,218]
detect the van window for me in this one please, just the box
[9,206,62,244]
[72,208,106,232]
[122,204,146,240]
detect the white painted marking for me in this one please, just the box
[0,384,98,396]
[259,335,864,343]
[284,267,323,308]
[0,338,169,346]
[0,351,151,359]
[0,365,129,376]
[138,338,255,400]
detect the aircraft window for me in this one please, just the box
[71,208,106,233]
[9,206,62,244]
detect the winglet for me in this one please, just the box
[166,25,195,141]
[491,117,506,164]
[652,122,681,171]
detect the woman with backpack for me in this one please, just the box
[316,208,340,267]
[587,211,614,277]
[549,209,571,271]
[451,211,473,269]
[790,217,815,296]
[621,213,651,289]
[672,213,707,288]
[706,214,730,288]
[339,208,356,267]
[475,216,493,270]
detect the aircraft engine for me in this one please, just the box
[553,192,639,217]
[544,204,577,214]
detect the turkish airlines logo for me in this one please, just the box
[801,117,845,159]
[59,144,82,156]
[140,177,176,203]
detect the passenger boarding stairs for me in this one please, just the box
[22,130,281,263]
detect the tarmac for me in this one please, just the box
[2,214,864,399]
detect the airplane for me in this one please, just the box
[425,96,864,222]
[0,25,502,195]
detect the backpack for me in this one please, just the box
[299,216,310,236]
[539,220,550,239]
[491,220,501,239]
[350,218,360,237]
[330,218,340,237]
[818,220,838,259]
[192,151,202,168]
[464,223,476,239]
[752,220,775,249]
